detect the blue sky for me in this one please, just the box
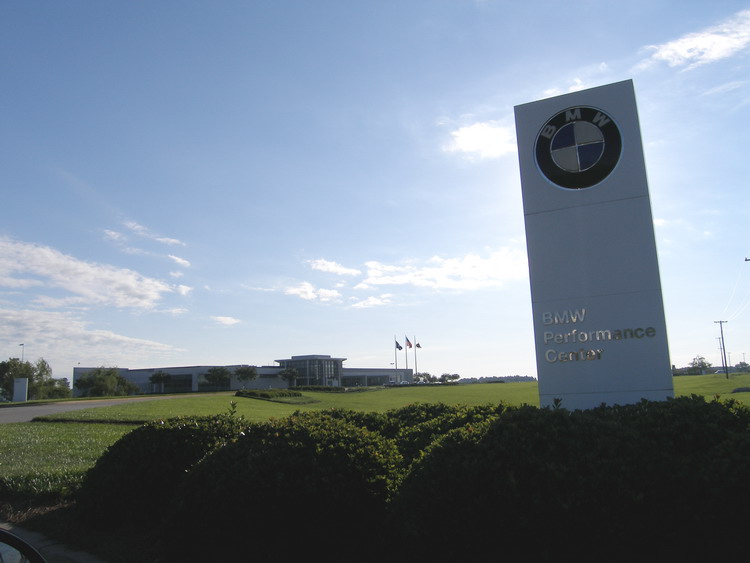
[2,1,750,379]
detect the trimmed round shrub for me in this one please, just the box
[163,412,403,561]
[391,397,750,559]
[76,414,252,528]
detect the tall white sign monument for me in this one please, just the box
[514,80,673,409]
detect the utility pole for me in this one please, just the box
[715,321,729,379]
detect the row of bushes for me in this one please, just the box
[75,396,750,560]
[234,388,303,400]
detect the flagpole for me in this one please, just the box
[394,335,398,369]
[414,335,418,377]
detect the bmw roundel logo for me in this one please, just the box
[535,106,621,190]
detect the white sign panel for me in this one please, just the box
[514,80,673,409]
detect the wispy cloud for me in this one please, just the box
[124,220,186,246]
[284,282,342,303]
[308,258,361,276]
[283,248,527,308]
[0,237,186,309]
[443,120,516,159]
[637,9,750,70]
[168,255,191,268]
[356,249,527,291]
[212,316,242,326]
[0,308,182,372]
[350,294,393,309]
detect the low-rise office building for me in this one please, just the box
[72,354,412,395]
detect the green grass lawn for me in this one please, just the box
[1,376,749,501]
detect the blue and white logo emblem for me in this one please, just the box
[535,106,621,190]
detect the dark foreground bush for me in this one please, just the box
[76,414,251,528]
[392,403,501,463]
[391,396,750,559]
[162,412,403,561]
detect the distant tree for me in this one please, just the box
[438,373,460,384]
[149,371,172,393]
[0,357,69,400]
[204,367,231,390]
[33,376,72,399]
[414,372,430,383]
[0,358,32,399]
[688,355,712,375]
[278,368,299,386]
[415,372,439,383]
[43,377,72,399]
[735,361,750,373]
[75,367,140,397]
[234,366,258,388]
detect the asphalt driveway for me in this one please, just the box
[0,396,171,424]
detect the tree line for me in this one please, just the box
[0,357,71,400]
[673,355,750,375]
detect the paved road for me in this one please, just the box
[0,396,171,424]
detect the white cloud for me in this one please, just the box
[168,255,191,267]
[317,288,343,302]
[212,316,242,326]
[0,308,182,374]
[124,220,186,246]
[286,248,528,307]
[0,237,184,309]
[308,258,361,276]
[444,121,517,159]
[175,285,192,296]
[103,230,125,242]
[701,80,747,96]
[360,248,527,291]
[284,282,342,302]
[350,294,393,309]
[285,282,317,300]
[638,9,750,70]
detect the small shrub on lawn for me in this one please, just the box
[76,414,252,528]
[234,388,302,399]
[163,413,403,561]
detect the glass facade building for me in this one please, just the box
[275,355,346,387]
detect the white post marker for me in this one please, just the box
[514,80,673,410]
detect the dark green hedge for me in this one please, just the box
[73,396,750,560]
[391,396,750,559]
[234,388,302,399]
[162,412,403,560]
[76,414,252,528]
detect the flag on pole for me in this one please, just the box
[395,340,403,350]
[416,342,421,348]
[405,336,413,348]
